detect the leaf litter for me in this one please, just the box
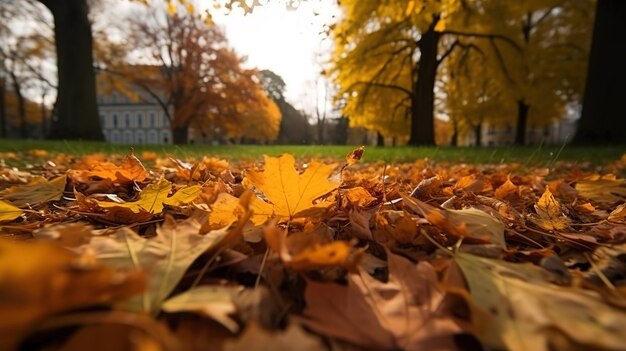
[0,148,625,350]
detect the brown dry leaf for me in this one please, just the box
[0,200,22,222]
[454,175,492,194]
[243,154,339,219]
[0,239,145,350]
[530,187,569,231]
[84,217,229,314]
[162,285,243,332]
[455,252,626,351]
[78,177,201,224]
[574,202,596,214]
[264,221,359,271]
[0,175,66,207]
[608,203,626,222]
[70,152,149,184]
[345,146,365,166]
[402,195,506,246]
[494,178,518,200]
[301,251,461,350]
[223,322,325,351]
[33,222,94,247]
[343,186,376,207]
[576,179,626,203]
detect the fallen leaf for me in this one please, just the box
[208,192,273,227]
[402,195,506,246]
[78,177,201,224]
[84,217,229,314]
[0,175,66,206]
[263,222,359,271]
[70,152,149,184]
[576,179,626,203]
[0,200,22,222]
[162,285,243,332]
[455,252,626,351]
[494,178,518,200]
[530,187,569,231]
[0,239,145,350]
[345,146,365,166]
[243,154,339,219]
[608,203,626,222]
[33,222,94,247]
[343,186,376,207]
[223,322,325,351]
[301,251,461,350]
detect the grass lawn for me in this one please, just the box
[0,138,623,166]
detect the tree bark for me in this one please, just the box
[39,0,103,140]
[474,123,482,147]
[9,72,27,138]
[376,131,384,147]
[0,75,6,138]
[408,24,440,146]
[172,126,188,144]
[515,100,529,145]
[573,0,626,145]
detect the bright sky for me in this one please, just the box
[210,1,339,114]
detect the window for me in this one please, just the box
[123,131,133,144]
[148,130,158,144]
[163,115,170,127]
[111,93,117,103]
[111,131,120,143]
[137,113,143,128]
[162,131,170,144]
[125,113,130,128]
[113,114,118,128]
[135,130,145,144]
[150,113,156,127]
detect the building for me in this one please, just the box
[460,118,578,146]
[96,71,173,145]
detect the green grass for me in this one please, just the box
[0,138,623,165]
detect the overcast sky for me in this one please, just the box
[210,1,339,114]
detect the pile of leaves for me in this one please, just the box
[1,148,625,351]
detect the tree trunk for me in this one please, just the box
[408,24,440,146]
[172,126,188,144]
[376,131,384,147]
[0,75,6,138]
[573,0,626,145]
[9,72,27,138]
[39,0,103,140]
[515,100,529,145]
[474,123,482,147]
[450,120,458,146]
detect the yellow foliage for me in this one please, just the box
[243,154,339,219]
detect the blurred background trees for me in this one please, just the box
[1,0,623,145]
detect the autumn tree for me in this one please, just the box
[260,69,311,144]
[0,0,55,138]
[116,5,279,144]
[471,0,594,145]
[573,0,626,145]
[34,0,103,140]
[442,46,514,146]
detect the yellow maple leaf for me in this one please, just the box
[243,154,339,219]
[78,177,200,223]
[530,187,569,231]
[0,175,66,207]
[209,192,273,227]
[0,200,22,223]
